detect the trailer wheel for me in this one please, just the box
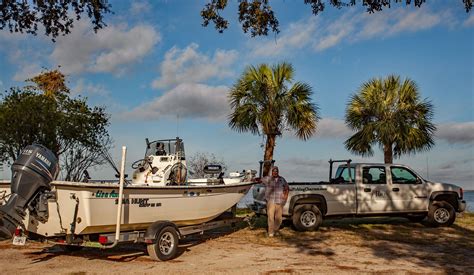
[147,226,179,261]
[292,204,322,232]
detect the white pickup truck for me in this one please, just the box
[251,160,467,231]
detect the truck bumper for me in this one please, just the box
[458,199,466,212]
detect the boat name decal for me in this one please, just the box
[115,198,162,208]
[290,187,327,192]
[93,190,119,198]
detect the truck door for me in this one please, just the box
[326,166,357,215]
[389,166,429,212]
[357,165,394,214]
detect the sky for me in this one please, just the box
[0,1,473,189]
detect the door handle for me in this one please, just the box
[363,188,371,192]
[392,188,400,192]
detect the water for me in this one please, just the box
[464,191,474,212]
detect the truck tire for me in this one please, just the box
[147,226,179,261]
[292,204,322,232]
[427,201,455,227]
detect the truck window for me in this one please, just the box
[334,167,355,183]
[362,166,386,184]
[391,167,418,184]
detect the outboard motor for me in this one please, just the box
[0,145,59,240]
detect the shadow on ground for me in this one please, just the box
[248,212,474,273]
[21,223,245,263]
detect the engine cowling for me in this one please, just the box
[0,144,59,240]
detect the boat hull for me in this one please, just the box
[0,180,252,236]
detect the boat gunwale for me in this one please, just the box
[0,180,255,190]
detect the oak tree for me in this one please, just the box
[201,0,473,36]
[0,0,111,41]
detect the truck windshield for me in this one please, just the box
[334,167,355,183]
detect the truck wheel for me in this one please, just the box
[147,226,179,261]
[427,201,455,227]
[292,204,322,232]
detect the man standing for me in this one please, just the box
[262,166,289,237]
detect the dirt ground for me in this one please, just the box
[1,213,473,274]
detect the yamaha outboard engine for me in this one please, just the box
[0,145,59,240]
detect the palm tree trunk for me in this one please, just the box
[384,143,393,164]
[263,134,276,176]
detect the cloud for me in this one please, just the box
[121,83,230,121]
[152,43,238,89]
[429,158,474,186]
[464,14,474,27]
[436,122,474,144]
[130,1,151,15]
[250,7,455,56]
[12,63,43,82]
[6,45,50,81]
[250,17,317,57]
[356,9,450,40]
[72,79,110,97]
[315,118,352,139]
[279,157,329,182]
[308,119,474,145]
[50,21,160,75]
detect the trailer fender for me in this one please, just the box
[144,221,179,242]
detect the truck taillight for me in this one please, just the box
[460,188,463,199]
[14,228,22,236]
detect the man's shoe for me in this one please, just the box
[268,233,274,237]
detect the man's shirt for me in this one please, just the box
[262,176,289,205]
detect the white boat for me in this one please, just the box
[0,138,256,238]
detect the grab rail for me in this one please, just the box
[102,146,127,249]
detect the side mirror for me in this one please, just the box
[416,178,422,184]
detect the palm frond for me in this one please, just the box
[345,75,435,161]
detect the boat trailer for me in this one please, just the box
[5,146,244,261]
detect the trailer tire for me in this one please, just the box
[427,201,456,227]
[292,204,322,232]
[147,226,179,261]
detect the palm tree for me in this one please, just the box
[345,75,436,163]
[229,62,320,176]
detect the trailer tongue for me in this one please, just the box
[0,144,59,240]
